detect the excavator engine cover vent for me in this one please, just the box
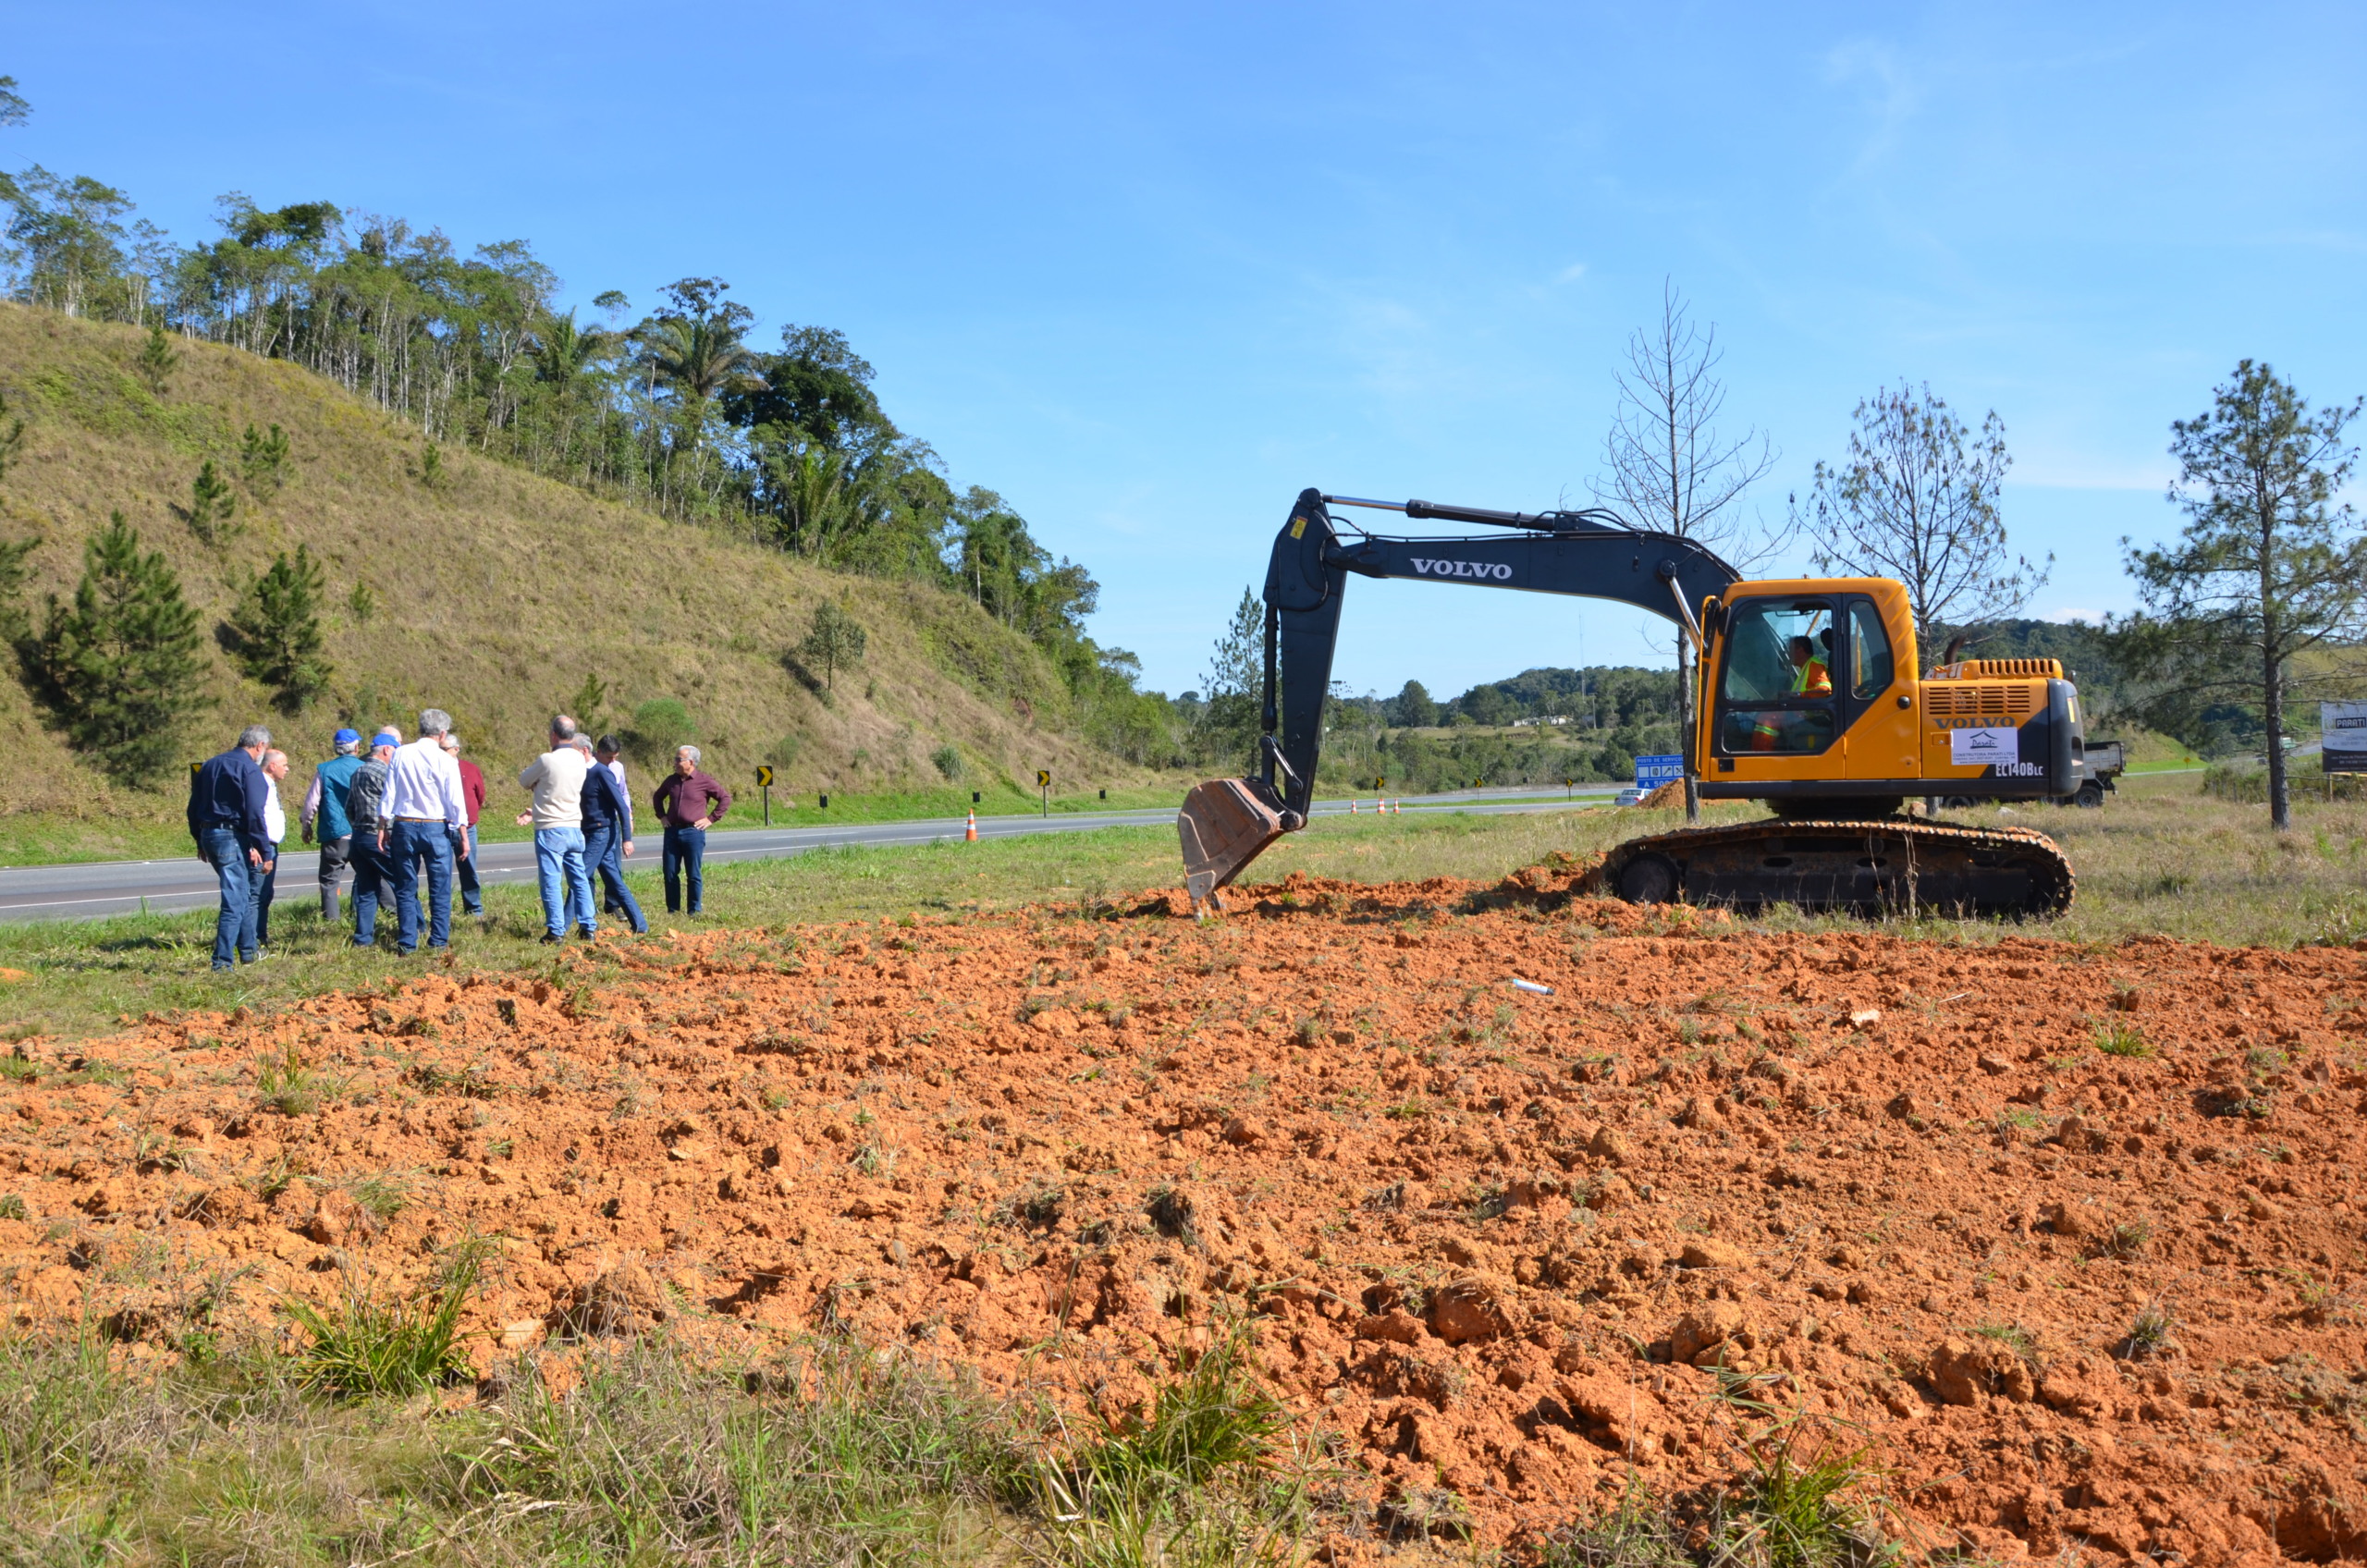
[1950,658,2062,680]
[1925,682,2037,721]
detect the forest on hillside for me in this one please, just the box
[0,75,1191,770]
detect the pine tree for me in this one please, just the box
[31,511,211,782]
[239,422,289,495]
[227,545,331,713]
[797,597,867,690]
[1197,586,1266,769]
[569,671,610,734]
[346,581,377,626]
[188,459,237,544]
[137,323,181,395]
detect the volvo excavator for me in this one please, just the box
[1176,488,2088,917]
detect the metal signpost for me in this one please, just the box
[1036,769,1051,817]
[755,765,774,825]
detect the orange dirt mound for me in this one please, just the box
[6,867,2365,1562]
[1637,780,1686,809]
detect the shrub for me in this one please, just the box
[624,697,697,766]
[930,742,963,780]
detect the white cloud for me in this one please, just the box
[1555,263,1588,285]
[2042,606,2105,624]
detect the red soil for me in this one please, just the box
[6,868,2365,1563]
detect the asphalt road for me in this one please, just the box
[0,788,1621,924]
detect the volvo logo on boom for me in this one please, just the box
[1409,558,1513,580]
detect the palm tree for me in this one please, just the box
[528,309,615,386]
[634,278,760,407]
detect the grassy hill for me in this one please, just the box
[0,304,1168,853]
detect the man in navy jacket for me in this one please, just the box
[578,740,646,934]
[187,724,274,971]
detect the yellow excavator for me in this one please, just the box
[1177,489,2087,916]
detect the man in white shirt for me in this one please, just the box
[518,714,595,944]
[380,707,472,953]
[249,748,290,954]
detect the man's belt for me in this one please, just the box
[393,815,444,822]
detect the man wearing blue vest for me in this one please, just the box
[301,728,364,924]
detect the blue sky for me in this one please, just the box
[7,2,2363,696]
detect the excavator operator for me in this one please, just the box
[1789,633,1833,697]
[1748,631,1835,752]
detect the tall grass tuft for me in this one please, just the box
[281,1243,484,1398]
[1036,1320,1312,1568]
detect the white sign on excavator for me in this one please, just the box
[1950,726,2018,766]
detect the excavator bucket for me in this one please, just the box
[1178,778,1289,911]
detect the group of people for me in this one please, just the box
[185,710,736,968]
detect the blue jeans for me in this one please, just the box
[387,820,454,952]
[450,825,483,914]
[249,845,280,949]
[534,826,594,937]
[350,832,391,947]
[584,821,645,932]
[662,824,706,913]
[199,827,257,969]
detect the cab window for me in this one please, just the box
[1846,600,1894,701]
[1714,598,1836,755]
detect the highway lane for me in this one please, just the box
[0,789,1622,923]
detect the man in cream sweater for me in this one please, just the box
[517,714,595,944]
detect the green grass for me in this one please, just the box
[5,769,2366,1043]
[0,1314,1326,1567]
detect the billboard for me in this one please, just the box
[2324,702,2367,774]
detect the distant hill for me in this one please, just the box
[0,305,1161,825]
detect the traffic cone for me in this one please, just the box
[964,811,978,842]
[1350,798,1359,814]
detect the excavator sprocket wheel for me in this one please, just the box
[1598,817,2074,919]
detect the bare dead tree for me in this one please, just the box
[1592,279,1782,822]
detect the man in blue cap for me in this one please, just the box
[301,728,365,924]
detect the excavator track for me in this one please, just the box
[1597,816,2074,919]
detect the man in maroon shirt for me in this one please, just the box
[446,733,489,917]
[652,744,731,914]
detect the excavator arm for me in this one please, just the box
[1178,487,1740,907]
